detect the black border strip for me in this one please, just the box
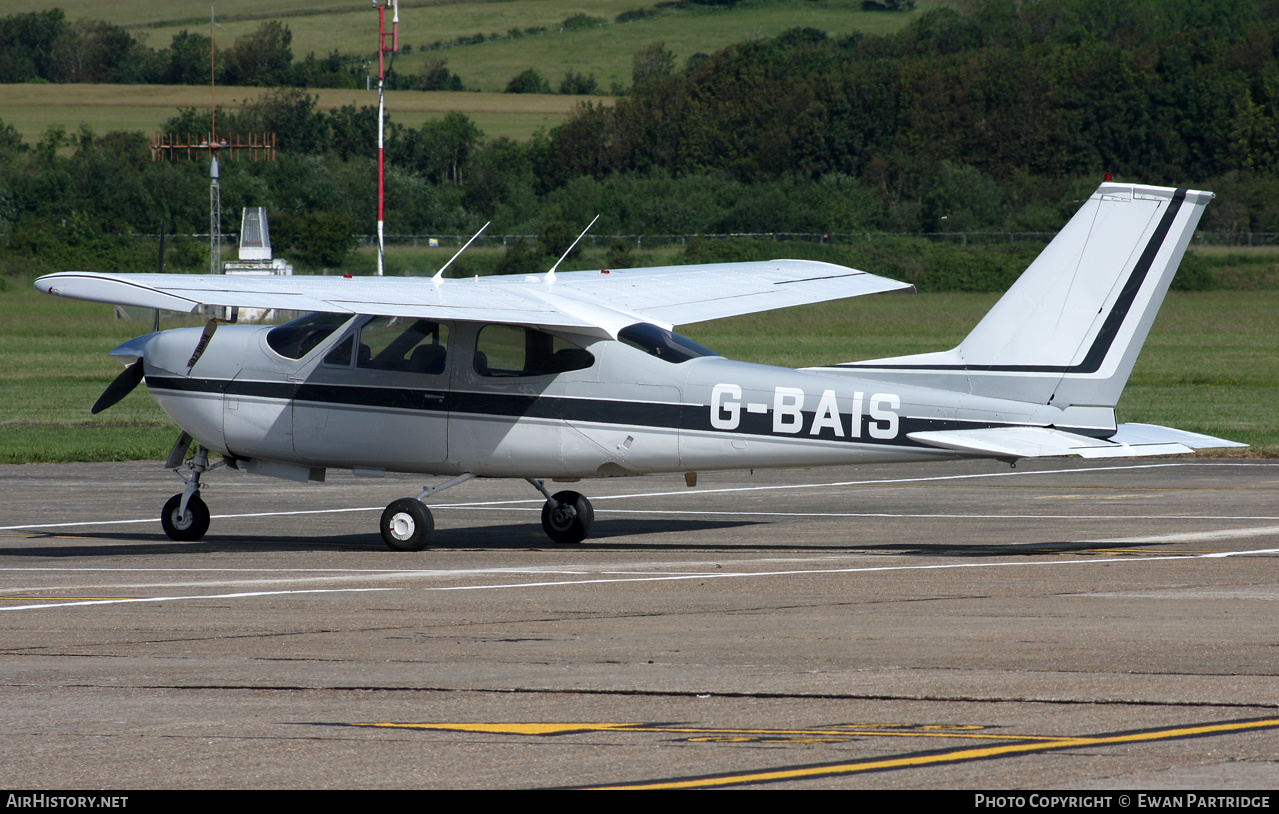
[830,189,1188,375]
[146,376,1108,448]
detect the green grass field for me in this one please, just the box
[34,0,923,87]
[3,273,1274,464]
[139,0,653,62]
[398,0,922,92]
[0,1,925,143]
[4,0,333,28]
[0,84,604,145]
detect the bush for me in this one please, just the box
[1171,251,1219,291]
[561,14,605,31]
[616,9,658,23]
[605,239,634,269]
[495,237,544,275]
[505,68,550,94]
[559,70,598,95]
[680,236,1040,292]
[271,210,358,267]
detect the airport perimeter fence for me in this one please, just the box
[57,230,1279,249]
[363,231,1279,249]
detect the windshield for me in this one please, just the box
[266,312,352,360]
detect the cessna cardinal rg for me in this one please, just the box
[35,181,1243,550]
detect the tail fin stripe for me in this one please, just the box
[1075,188,1185,373]
[835,188,1188,375]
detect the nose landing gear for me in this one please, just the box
[160,442,220,542]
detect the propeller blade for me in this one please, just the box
[187,318,218,370]
[91,359,145,415]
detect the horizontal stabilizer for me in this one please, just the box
[1107,422,1248,451]
[908,423,1244,460]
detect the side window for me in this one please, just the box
[325,317,449,375]
[474,325,594,378]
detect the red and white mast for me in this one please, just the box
[375,0,398,276]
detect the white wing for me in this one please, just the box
[35,259,912,337]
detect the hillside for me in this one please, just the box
[2,0,927,94]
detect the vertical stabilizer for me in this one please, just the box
[830,182,1212,407]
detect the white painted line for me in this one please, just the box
[0,587,396,611]
[1092,526,1279,544]
[0,506,386,531]
[6,547,1276,611]
[420,547,1279,593]
[0,566,601,593]
[1,461,1268,532]
[461,508,1279,521]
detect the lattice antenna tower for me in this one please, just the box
[150,9,276,275]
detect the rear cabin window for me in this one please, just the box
[474,325,594,377]
[267,313,352,360]
[618,323,719,363]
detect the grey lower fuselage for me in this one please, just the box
[137,317,1113,481]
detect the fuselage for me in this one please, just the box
[132,314,1114,481]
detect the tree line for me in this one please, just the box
[3,0,1279,287]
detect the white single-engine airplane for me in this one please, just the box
[35,181,1243,550]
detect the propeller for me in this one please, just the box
[91,358,145,415]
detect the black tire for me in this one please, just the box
[161,493,210,542]
[380,498,433,551]
[540,490,594,544]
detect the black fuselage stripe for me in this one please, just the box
[145,376,1108,448]
[831,189,1188,374]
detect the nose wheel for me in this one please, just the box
[161,493,210,541]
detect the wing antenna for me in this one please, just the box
[544,214,600,283]
[433,221,490,283]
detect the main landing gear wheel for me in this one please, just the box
[541,490,594,544]
[161,493,210,542]
[381,498,433,551]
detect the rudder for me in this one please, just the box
[829,182,1213,408]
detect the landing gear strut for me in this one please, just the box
[378,473,475,551]
[377,475,597,550]
[161,443,219,542]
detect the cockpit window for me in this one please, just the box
[474,325,594,377]
[618,323,719,363]
[322,317,449,375]
[266,312,352,360]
